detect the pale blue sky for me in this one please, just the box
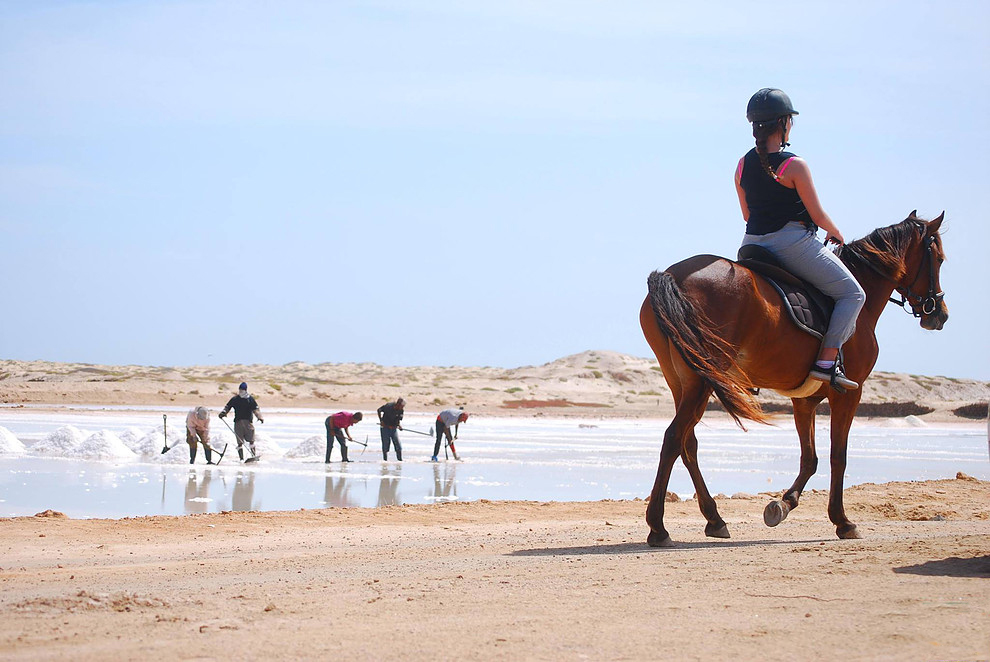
[1,1,987,379]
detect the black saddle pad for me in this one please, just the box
[736,245,834,340]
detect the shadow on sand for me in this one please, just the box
[508,538,831,557]
[893,555,990,578]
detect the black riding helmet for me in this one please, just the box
[746,88,799,123]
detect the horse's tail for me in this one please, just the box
[647,270,767,427]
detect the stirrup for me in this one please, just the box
[830,366,858,391]
[809,362,858,393]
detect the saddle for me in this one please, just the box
[736,245,833,340]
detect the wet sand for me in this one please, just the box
[2,476,988,660]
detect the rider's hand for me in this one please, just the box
[825,231,845,245]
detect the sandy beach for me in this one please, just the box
[1,476,988,660]
[1,354,988,659]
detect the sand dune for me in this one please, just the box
[1,351,987,422]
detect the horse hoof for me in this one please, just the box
[705,523,730,539]
[763,500,790,527]
[837,524,861,539]
[647,531,674,548]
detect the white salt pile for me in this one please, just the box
[72,430,137,461]
[285,435,326,459]
[30,425,87,456]
[0,426,26,455]
[250,432,284,458]
[212,430,235,447]
[133,425,185,456]
[149,430,235,465]
[118,427,145,452]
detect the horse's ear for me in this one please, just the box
[928,212,945,233]
[908,209,918,220]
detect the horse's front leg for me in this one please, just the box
[826,392,863,539]
[764,396,824,527]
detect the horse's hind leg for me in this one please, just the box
[765,397,823,527]
[681,426,729,538]
[645,425,682,547]
[646,375,711,547]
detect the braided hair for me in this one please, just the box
[752,116,789,181]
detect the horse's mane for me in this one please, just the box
[837,215,928,282]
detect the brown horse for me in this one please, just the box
[639,212,947,547]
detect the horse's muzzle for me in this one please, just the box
[921,303,948,330]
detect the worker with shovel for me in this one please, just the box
[219,382,264,462]
[377,398,405,461]
[185,406,216,464]
[325,411,363,463]
[433,409,468,461]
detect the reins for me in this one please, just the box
[888,231,943,317]
[842,222,943,318]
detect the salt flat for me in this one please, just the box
[1,407,985,518]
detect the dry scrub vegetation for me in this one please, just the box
[1,351,987,421]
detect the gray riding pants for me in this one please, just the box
[742,222,866,349]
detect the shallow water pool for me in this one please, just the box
[0,407,986,518]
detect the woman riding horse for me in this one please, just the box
[736,88,865,390]
[640,90,948,548]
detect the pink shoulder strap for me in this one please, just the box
[776,156,796,176]
[735,157,744,180]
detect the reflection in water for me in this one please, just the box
[323,464,357,508]
[184,468,213,514]
[232,471,258,511]
[378,464,401,507]
[430,462,458,502]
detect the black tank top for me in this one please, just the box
[739,148,814,235]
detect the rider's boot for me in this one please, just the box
[809,361,858,391]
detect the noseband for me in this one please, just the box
[889,231,944,317]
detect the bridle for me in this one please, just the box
[889,230,944,318]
